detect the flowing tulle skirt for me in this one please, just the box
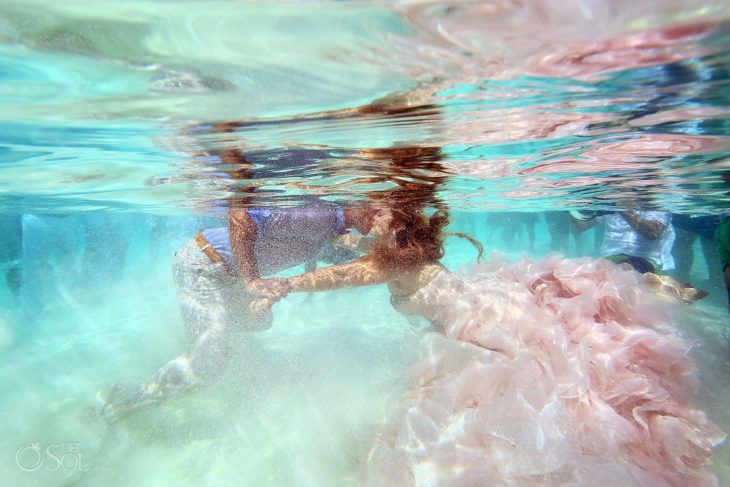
[363,254,725,487]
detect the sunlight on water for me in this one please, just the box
[2,0,730,486]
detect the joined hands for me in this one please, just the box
[247,278,292,314]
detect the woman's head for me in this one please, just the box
[358,145,451,271]
[343,204,379,235]
[371,206,449,270]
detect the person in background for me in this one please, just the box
[485,211,537,253]
[570,206,675,274]
[0,214,22,303]
[672,213,722,284]
[570,206,710,302]
[714,216,730,343]
[544,211,591,256]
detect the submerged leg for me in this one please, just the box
[97,320,232,423]
[98,240,259,423]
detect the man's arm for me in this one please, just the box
[620,211,665,239]
[228,209,260,284]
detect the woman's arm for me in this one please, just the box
[287,256,394,293]
[248,256,394,314]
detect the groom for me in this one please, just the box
[97,200,377,423]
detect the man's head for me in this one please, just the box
[343,204,379,235]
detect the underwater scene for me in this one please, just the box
[2,1,730,486]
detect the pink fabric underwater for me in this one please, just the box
[363,254,725,487]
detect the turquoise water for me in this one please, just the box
[2,1,730,485]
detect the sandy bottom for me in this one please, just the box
[0,263,416,487]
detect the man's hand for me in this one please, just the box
[247,278,291,314]
[247,278,290,297]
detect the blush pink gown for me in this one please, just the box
[364,254,725,487]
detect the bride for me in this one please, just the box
[257,192,724,486]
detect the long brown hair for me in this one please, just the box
[362,146,480,271]
[371,206,449,270]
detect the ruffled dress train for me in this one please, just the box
[364,254,724,487]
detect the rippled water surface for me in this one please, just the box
[2,1,730,486]
[0,0,728,211]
